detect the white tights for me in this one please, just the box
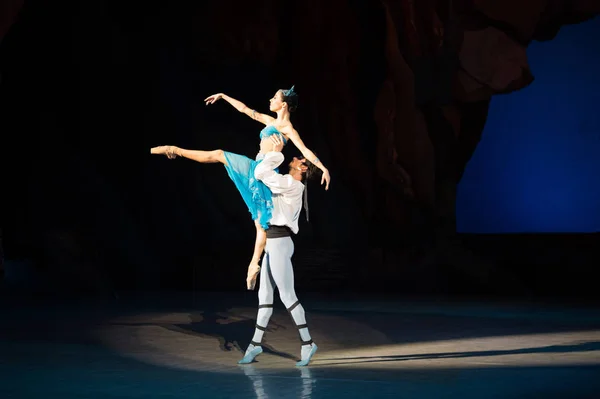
[250,237,312,346]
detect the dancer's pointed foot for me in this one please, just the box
[296,343,318,367]
[246,263,261,290]
[238,344,263,364]
[150,145,179,159]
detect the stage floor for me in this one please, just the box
[1,291,599,398]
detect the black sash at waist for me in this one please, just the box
[266,225,292,239]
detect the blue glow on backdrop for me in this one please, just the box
[457,17,600,233]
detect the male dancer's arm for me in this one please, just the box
[255,152,302,195]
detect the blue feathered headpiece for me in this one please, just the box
[282,85,297,99]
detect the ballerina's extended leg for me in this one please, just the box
[150,146,227,164]
[151,145,266,290]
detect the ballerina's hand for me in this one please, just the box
[321,169,331,190]
[204,93,223,105]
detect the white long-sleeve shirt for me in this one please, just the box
[254,152,304,234]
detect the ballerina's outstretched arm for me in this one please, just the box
[282,127,331,190]
[204,93,274,126]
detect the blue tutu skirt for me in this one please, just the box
[223,152,273,230]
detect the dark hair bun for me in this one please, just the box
[282,86,299,112]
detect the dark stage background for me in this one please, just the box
[1,0,599,298]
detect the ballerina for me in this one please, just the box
[151,86,330,290]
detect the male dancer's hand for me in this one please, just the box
[270,134,285,152]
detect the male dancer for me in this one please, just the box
[239,135,319,367]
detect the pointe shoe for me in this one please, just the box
[246,263,261,290]
[150,146,179,159]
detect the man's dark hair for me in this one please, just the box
[301,158,321,183]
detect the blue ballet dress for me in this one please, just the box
[223,126,288,230]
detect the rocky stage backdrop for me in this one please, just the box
[0,0,598,295]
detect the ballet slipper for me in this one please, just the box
[296,343,318,367]
[238,344,263,364]
[150,146,179,159]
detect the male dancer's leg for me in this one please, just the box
[266,237,318,366]
[239,252,275,364]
